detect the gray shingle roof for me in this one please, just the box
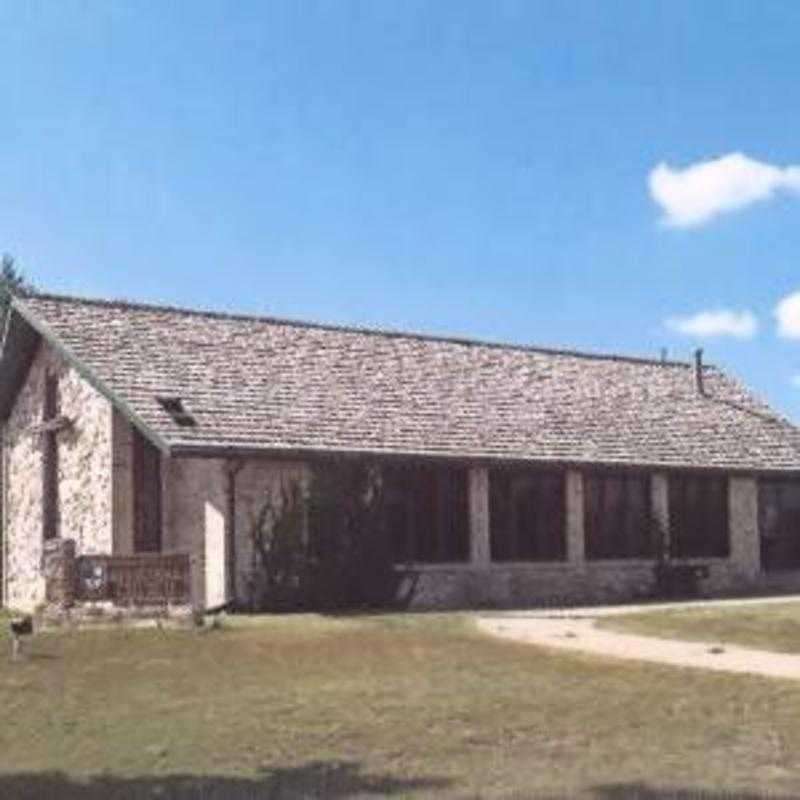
[11,293,800,472]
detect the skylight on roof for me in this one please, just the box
[156,396,197,428]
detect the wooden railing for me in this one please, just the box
[75,553,192,606]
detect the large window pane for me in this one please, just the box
[132,428,162,553]
[382,464,469,563]
[489,469,565,562]
[584,472,652,559]
[669,474,728,558]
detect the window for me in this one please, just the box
[156,396,196,427]
[382,464,469,563]
[42,372,59,541]
[133,428,162,552]
[669,473,729,558]
[759,479,800,571]
[489,469,565,561]
[584,471,651,559]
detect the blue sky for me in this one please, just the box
[2,2,800,418]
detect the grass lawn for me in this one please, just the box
[2,612,800,798]
[597,601,800,655]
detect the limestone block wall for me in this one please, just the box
[565,469,585,563]
[163,456,227,609]
[163,455,308,609]
[3,342,113,611]
[396,558,744,609]
[728,476,760,580]
[467,468,489,564]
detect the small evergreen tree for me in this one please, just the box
[247,481,310,611]
[305,461,395,609]
[0,254,35,332]
[246,460,407,612]
[0,254,34,300]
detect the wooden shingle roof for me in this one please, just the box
[10,292,800,472]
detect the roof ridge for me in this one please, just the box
[20,290,695,368]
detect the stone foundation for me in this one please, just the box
[395,558,765,610]
[41,538,76,608]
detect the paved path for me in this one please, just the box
[477,596,800,680]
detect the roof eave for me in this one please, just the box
[166,438,800,476]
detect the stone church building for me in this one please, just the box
[1,292,800,613]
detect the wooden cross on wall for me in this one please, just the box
[27,373,73,541]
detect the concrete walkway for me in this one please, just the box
[477,595,800,680]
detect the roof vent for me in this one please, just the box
[157,396,197,427]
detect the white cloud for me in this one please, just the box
[649,152,800,228]
[775,292,800,338]
[665,309,758,339]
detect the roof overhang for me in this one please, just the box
[167,438,800,477]
[5,296,171,454]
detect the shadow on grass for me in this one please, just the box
[0,771,793,799]
[577,786,799,800]
[0,760,451,799]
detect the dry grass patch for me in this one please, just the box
[0,612,799,797]
[597,601,800,654]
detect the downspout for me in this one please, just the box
[225,459,245,606]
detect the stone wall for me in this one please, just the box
[395,558,748,609]
[728,476,760,580]
[3,341,114,611]
[162,456,227,609]
[163,455,308,609]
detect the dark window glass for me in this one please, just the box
[584,472,652,559]
[759,479,800,571]
[669,474,729,558]
[489,469,565,561]
[382,464,468,563]
[133,429,162,553]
